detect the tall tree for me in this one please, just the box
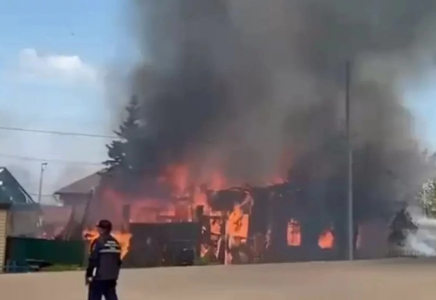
[103,96,144,183]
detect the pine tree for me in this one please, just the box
[103,96,144,179]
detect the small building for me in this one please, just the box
[0,167,38,269]
[54,172,101,239]
[55,172,101,206]
[0,167,34,205]
[54,172,100,222]
[0,167,40,238]
[54,171,195,230]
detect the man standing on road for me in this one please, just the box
[86,220,122,300]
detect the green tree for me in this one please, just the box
[103,96,144,181]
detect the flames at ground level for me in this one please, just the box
[81,164,352,265]
[83,229,132,259]
[83,213,336,265]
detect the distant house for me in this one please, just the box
[54,172,101,224]
[0,167,34,205]
[0,167,41,237]
[55,171,195,234]
[55,172,101,205]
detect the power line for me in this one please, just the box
[0,126,118,139]
[0,153,104,166]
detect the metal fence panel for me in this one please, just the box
[5,237,85,266]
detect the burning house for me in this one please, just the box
[78,0,436,266]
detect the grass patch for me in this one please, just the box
[41,264,83,272]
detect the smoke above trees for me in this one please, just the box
[103,0,436,222]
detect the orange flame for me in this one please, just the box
[83,229,132,259]
[287,220,334,249]
[318,230,334,249]
[166,164,190,196]
[210,171,227,191]
[287,219,301,246]
[88,152,339,263]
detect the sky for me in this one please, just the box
[404,72,436,151]
[0,1,435,204]
[0,0,132,203]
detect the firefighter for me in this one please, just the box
[86,220,122,300]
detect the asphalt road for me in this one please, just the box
[1,259,436,300]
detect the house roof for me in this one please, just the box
[0,167,34,204]
[55,172,102,195]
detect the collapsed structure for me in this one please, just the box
[75,172,384,266]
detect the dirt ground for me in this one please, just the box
[1,259,436,300]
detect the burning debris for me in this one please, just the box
[86,0,436,265]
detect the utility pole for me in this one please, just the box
[345,61,354,261]
[38,162,48,203]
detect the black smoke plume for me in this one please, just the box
[111,0,436,221]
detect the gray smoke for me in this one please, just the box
[123,0,436,219]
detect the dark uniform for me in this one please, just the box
[86,234,122,300]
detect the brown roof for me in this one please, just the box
[55,172,102,195]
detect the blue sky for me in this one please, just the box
[0,0,130,202]
[0,1,435,204]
